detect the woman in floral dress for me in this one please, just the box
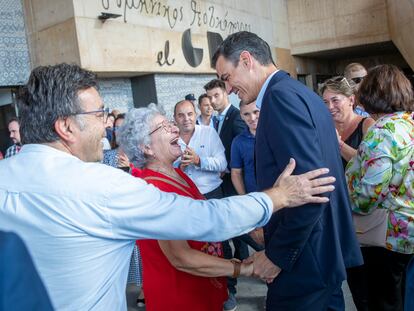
[346,64,414,311]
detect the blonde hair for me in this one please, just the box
[319,76,356,97]
[344,63,366,79]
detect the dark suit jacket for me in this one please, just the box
[218,104,246,196]
[255,71,362,306]
[0,231,53,311]
[219,104,246,167]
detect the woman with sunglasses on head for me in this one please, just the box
[320,76,375,168]
[320,76,375,311]
[117,104,254,311]
[345,64,414,311]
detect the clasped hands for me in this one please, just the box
[241,250,281,284]
[180,147,200,168]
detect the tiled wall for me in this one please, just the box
[98,78,134,112]
[154,73,216,117]
[155,73,240,117]
[0,0,31,86]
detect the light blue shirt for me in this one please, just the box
[175,125,227,194]
[256,70,279,109]
[217,104,232,134]
[354,106,370,117]
[0,144,272,310]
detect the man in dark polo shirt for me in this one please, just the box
[231,100,260,195]
[230,100,265,252]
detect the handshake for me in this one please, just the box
[234,250,280,284]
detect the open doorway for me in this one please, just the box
[0,88,18,155]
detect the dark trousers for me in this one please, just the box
[405,257,414,311]
[266,283,344,311]
[238,233,265,252]
[346,248,369,311]
[204,185,224,200]
[219,176,250,295]
[352,247,413,311]
[221,173,237,197]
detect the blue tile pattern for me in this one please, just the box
[154,73,216,118]
[98,78,134,112]
[0,0,31,86]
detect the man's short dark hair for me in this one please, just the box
[17,63,98,144]
[173,100,196,116]
[7,117,19,126]
[212,31,274,68]
[198,93,209,105]
[203,79,225,92]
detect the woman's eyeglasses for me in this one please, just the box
[149,120,177,135]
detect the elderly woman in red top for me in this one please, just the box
[117,104,251,311]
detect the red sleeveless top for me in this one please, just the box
[132,167,227,311]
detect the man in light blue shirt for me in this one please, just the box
[0,64,335,310]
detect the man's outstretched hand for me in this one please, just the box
[264,158,335,212]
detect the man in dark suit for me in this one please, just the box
[204,79,247,311]
[0,231,53,310]
[212,31,363,310]
[204,79,246,197]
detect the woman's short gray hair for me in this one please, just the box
[117,104,165,167]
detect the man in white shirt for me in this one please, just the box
[174,100,226,199]
[0,64,335,310]
[196,94,216,128]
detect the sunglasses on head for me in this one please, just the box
[325,76,351,88]
[351,77,364,84]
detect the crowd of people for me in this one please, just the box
[1,31,414,311]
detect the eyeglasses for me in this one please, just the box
[351,77,364,84]
[69,108,110,123]
[149,120,177,135]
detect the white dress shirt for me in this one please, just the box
[196,115,215,128]
[176,125,227,194]
[0,144,272,311]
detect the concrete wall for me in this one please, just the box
[23,0,80,67]
[0,0,30,86]
[23,0,291,75]
[387,0,414,70]
[287,0,390,55]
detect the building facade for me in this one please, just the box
[0,0,413,152]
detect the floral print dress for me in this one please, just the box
[346,111,414,254]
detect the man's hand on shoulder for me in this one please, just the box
[264,158,335,212]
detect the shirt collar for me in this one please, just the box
[20,143,79,160]
[256,69,279,109]
[242,127,255,138]
[218,103,231,118]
